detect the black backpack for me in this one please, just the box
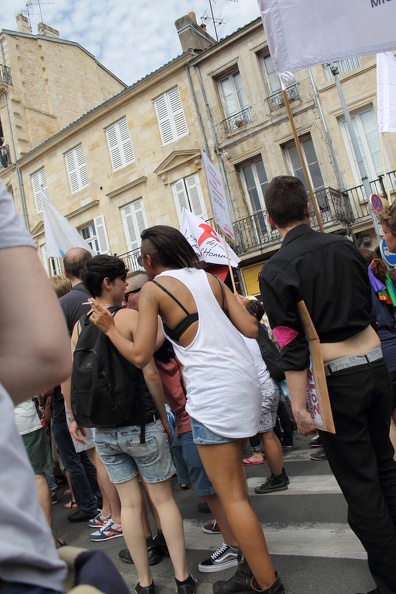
[70,306,146,440]
[256,322,286,383]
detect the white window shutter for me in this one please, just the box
[106,118,135,171]
[121,200,147,252]
[94,216,110,254]
[65,145,89,193]
[186,174,207,219]
[106,123,123,170]
[154,93,173,145]
[168,87,188,138]
[31,168,49,213]
[172,179,189,223]
[118,117,135,165]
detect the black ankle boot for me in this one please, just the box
[175,574,197,594]
[251,572,286,594]
[213,557,254,593]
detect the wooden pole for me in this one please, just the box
[282,90,325,233]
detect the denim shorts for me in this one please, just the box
[171,430,215,496]
[94,419,175,484]
[190,417,234,446]
[259,379,280,433]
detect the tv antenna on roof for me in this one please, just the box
[201,0,238,42]
[26,0,55,33]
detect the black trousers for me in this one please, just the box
[319,359,396,594]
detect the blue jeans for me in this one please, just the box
[319,359,396,594]
[51,420,99,513]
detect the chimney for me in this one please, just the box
[175,12,216,53]
[37,23,60,38]
[16,14,31,34]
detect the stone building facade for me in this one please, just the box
[0,12,394,293]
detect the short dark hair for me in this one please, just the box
[63,248,92,280]
[141,225,200,269]
[264,176,308,228]
[358,247,376,265]
[81,255,127,297]
[247,299,265,322]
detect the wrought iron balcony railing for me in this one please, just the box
[267,84,299,112]
[0,64,12,86]
[221,107,252,134]
[341,169,396,224]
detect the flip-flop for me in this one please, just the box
[54,537,66,549]
[63,488,71,496]
[63,500,77,509]
[243,458,264,466]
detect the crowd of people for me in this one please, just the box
[1,174,396,594]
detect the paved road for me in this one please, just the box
[53,434,375,594]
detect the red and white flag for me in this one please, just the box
[180,208,240,267]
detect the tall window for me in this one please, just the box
[41,244,61,277]
[80,217,110,255]
[154,87,188,145]
[120,199,148,253]
[284,135,328,210]
[106,117,135,171]
[65,144,89,193]
[171,174,207,223]
[239,158,269,234]
[261,55,281,94]
[340,107,383,183]
[218,71,250,119]
[31,167,49,213]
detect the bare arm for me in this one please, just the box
[89,283,161,367]
[63,322,87,444]
[284,369,316,436]
[0,246,71,404]
[142,358,172,440]
[223,285,259,338]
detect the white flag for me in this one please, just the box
[377,52,396,134]
[257,0,396,74]
[180,209,240,267]
[42,196,93,258]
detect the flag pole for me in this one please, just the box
[380,133,393,204]
[282,90,325,233]
[220,232,237,293]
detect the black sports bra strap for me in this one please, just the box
[213,275,225,311]
[150,279,190,316]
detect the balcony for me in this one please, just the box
[341,169,396,224]
[267,84,299,112]
[221,107,252,134]
[116,247,142,272]
[0,64,12,86]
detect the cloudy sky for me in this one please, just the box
[2,0,262,85]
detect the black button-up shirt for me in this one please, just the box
[259,224,372,371]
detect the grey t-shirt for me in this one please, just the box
[0,181,66,589]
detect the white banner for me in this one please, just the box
[377,52,396,133]
[42,196,93,258]
[257,0,396,74]
[201,150,235,240]
[180,208,240,268]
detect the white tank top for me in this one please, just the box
[155,269,261,438]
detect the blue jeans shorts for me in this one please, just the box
[171,430,215,496]
[94,419,175,484]
[190,417,234,446]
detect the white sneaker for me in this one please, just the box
[198,543,238,573]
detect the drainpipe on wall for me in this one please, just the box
[194,63,237,223]
[2,91,30,230]
[185,64,210,156]
[307,68,344,190]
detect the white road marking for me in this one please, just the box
[183,520,366,560]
